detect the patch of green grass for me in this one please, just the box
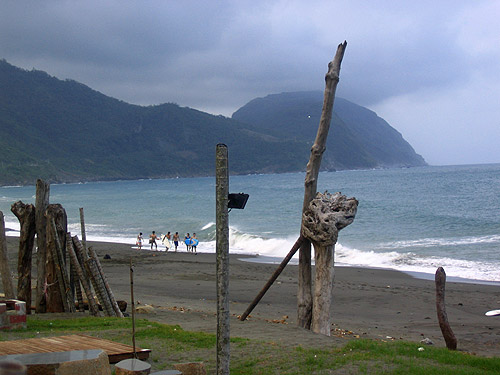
[3,316,499,374]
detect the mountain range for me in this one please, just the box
[0,59,426,186]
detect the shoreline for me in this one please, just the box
[2,237,500,356]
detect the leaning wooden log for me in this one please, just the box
[240,236,304,321]
[11,201,36,312]
[68,236,99,316]
[435,267,457,350]
[86,257,115,316]
[0,211,15,298]
[67,235,100,316]
[302,191,358,335]
[35,179,50,313]
[45,204,68,312]
[88,246,123,317]
[67,234,84,312]
[298,41,347,329]
[48,217,75,312]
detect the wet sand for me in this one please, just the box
[3,237,500,356]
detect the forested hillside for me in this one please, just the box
[0,59,425,186]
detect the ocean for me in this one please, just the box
[1,164,499,283]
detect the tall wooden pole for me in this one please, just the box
[215,144,230,375]
[0,211,15,298]
[297,41,347,329]
[130,258,136,358]
[79,208,87,251]
[35,179,50,313]
[435,267,457,350]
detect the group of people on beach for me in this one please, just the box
[135,231,198,253]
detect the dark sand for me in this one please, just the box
[3,237,500,356]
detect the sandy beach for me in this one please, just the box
[3,237,500,357]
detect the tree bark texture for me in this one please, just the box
[68,236,100,316]
[298,41,347,329]
[11,201,36,311]
[45,204,68,312]
[215,144,230,375]
[86,257,114,316]
[435,267,457,350]
[35,179,50,313]
[88,246,123,317]
[0,211,15,298]
[302,191,358,335]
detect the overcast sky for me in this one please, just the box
[1,1,499,166]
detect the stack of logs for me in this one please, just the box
[2,179,122,317]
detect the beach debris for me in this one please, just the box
[135,304,155,314]
[420,338,434,345]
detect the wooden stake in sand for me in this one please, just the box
[215,143,230,375]
[435,267,457,350]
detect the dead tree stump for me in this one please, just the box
[435,267,457,350]
[11,201,36,311]
[302,191,358,335]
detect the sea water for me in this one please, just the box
[1,164,499,283]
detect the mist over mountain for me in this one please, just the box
[0,59,425,186]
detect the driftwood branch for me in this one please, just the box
[298,41,347,329]
[239,236,304,321]
[435,267,457,350]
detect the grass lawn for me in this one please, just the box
[2,316,499,374]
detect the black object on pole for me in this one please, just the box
[228,193,249,210]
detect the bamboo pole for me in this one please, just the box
[86,257,114,316]
[298,41,347,329]
[88,246,123,317]
[0,211,15,298]
[216,144,230,375]
[67,235,100,316]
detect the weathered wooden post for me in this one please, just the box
[79,207,87,251]
[435,267,457,350]
[216,144,230,375]
[302,192,357,335]
[11,202,36,311]
[0,211,15,298]
[35,179,50,313]
[298,41,347,329]
[45,203,68,312]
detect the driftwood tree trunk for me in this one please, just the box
[11,201,36,311]
[45,204,67,312]
[302,192,358,335]
[435,267,457,350]
[35,179,50,313]
[0,211,15,298]
[298,41,347,329]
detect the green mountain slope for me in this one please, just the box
[0,60,425,186]
[232,91,426,170]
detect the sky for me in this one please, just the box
[1,1,499,166]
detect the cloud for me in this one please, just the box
[0,0,499,164]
